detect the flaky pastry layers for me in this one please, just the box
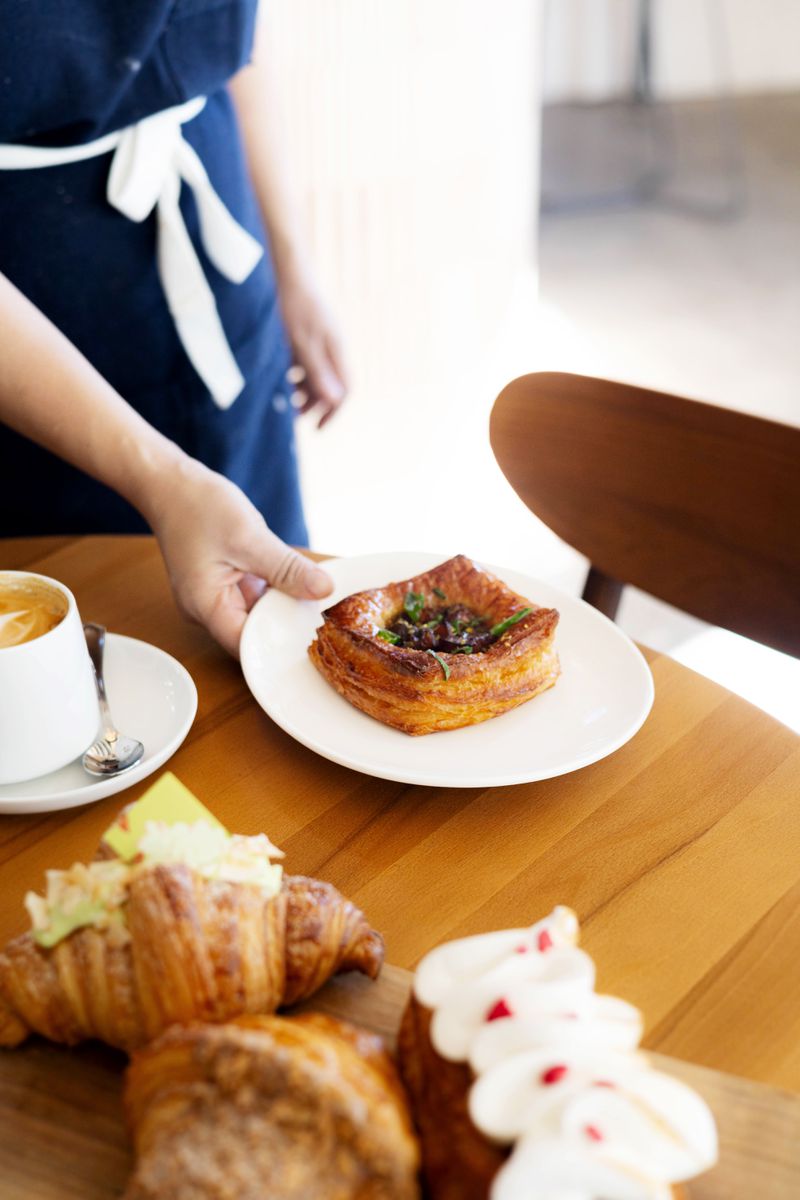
[0,869,383,1051]
[124,1012,420,1200]
[308,555,560,735]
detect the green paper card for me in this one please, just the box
[101,772,228,860]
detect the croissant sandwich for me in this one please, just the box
[397,908,718,1200]
[123,1012,420,1199]
[308,555,560,735]
[0,775,383,1051]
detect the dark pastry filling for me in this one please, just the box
[387,602,494,654]
[378,590,533,656]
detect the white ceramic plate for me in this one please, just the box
[0,634,197,814]
[240,552,654,788]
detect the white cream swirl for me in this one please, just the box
[412,907,718,1199]
[137,820,284,890]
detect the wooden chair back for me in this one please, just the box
[489,372,800,658]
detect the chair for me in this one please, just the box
[489,372,800,658]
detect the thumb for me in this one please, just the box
[252,528,333,600]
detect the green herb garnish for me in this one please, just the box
[404,591,425,622]
[433,587,447,600]
[377,629,401,644]
[453,646,473,654]
[426,649,450,679]
[490,607,533,638]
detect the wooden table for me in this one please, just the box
[2,535,800,1095]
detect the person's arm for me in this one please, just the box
[229,20,348,428]
[0,272,332,654]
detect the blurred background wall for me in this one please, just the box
[262,0,543,566]
[543,0,800,100]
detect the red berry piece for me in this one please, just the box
[584,1125,604,1142]
[540,1064,568,1085]
[515,944,529,954]
[537,929,554,952]
[486,998,513,1022]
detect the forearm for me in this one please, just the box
[0,272,189,525]
[0,279,331,657]
[230,25,348,424]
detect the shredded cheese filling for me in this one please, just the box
[24,820,284,948]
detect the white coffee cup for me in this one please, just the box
[0,571,99,785]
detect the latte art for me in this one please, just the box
[0,578,68,648]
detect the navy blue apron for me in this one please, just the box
[0,1,308,545]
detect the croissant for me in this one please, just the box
[123,1012,420,1199]
[0,868,383,1051]
[308,555,560,735]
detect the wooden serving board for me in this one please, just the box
[1,965,798,1199]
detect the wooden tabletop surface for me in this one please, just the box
[2,536,799,1094]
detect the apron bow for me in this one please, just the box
[0,97,263,409]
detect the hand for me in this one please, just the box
[145,458,333,657]
[277,257,349,428]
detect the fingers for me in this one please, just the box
[252,530,333,601]
[316,396,339,429]
[203,585,249,659]
[323,326,350,395]
[174,553,330,659]
[305,348,346,411]
[292,383,337,428]
[204,555,330,658]
[299,379,345,428]
[288,334,348,428]
[272,549,333,599]
[238,572,267,609]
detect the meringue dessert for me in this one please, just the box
[397,907,718,1199]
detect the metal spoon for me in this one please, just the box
[82,623,144,776]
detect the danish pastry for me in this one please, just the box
[123,1013,420,1199]
[308,555,560,734]
[397,908,717,1199]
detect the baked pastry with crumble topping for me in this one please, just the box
[397,908,718,1199]
[308,555,560,735]
[124,1012,420,1199]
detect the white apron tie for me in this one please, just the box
[0,97,263,409]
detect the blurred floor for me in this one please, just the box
[539,91,800,424]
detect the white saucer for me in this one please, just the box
[0,634,197,814]
[241,552,654,789]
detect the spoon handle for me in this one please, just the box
[83,623,117,742]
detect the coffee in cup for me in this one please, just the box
[0,576,69,649]
[0,571,100,785]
